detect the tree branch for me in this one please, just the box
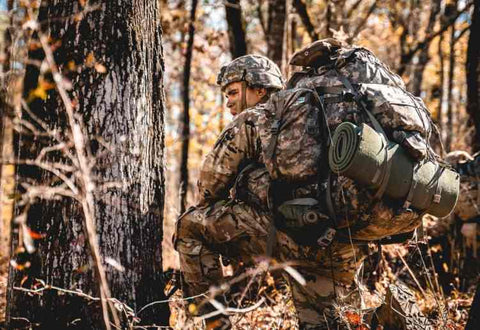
[292,0,318,41]
[351,0,378,39]
[398,1,474,75]
[347,0,364,19]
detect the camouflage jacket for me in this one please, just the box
[197,100,422,242]
[196,105,267,207]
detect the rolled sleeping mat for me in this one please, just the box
[328,122,460,217]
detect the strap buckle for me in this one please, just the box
[341,90,355,102]
[271,120,281,134]
[317,227,336,248]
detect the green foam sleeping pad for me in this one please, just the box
[328,122,459,217]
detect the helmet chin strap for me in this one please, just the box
[239,80,247,114]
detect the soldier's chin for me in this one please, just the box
[230,109,237,116]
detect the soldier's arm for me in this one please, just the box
[196,111,259,206]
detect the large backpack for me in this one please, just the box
[257,39,459,243]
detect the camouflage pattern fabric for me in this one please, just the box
[216,54,284,91]
[443,153,480,221]
[174,104,369,327]
[174,200,271,300]
[456,178,480,221]
[174,197,368,328]
[290,42,405,89]
[280,238,368,329]
[289,38,347,67]
[257,88,326,182]
[175,42,435,327]
[291,45,433,162]
[196,106,266,206]
[283,40,435,240]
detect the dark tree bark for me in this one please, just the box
[326,0,333,37]
[437,33,445,132]
[225,0,247,58]
[6,0,168,328]
[466,283,480,329]
[267,0,287,69]
[0,7,19,271]
[292,0,318,41]
[446,20,456,151]
[466,0,480,151]
[179,0,198,215]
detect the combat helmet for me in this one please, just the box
[216,54,284,91]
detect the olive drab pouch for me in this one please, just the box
[276,198,332,245]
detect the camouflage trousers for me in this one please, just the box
[174,199,369,328]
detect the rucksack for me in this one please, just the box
[258,39,459,243]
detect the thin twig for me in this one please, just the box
[395,246,427,298]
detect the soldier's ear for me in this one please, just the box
[256,88,267,98]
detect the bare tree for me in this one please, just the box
[410,0,442,96]
[445,3,458,151]
[5,0,169,328]
[267,0,287,69]
[292,0,318,41]
[394,0,473,76]
[225,0,247,58]
[437,33,445,132]
[179,0,198,215]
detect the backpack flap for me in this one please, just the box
[260,88,325,183]
[359,83,433,161]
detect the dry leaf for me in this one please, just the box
[95,63,107,73]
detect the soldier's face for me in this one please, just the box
[224,82,267,116]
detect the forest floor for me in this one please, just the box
[0,215,476,328]
[163,215,477,329]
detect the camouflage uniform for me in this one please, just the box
[175,105,368,328]
[176,46,436,328]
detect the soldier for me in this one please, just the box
[174,53,368,329]
[174,54,284,326]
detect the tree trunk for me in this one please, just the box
[6,1,168,328]
[0,7,19,295]
[225,0,247,58]
[267,0,287,69]
[466,283,480,330]
[466,1,480,151]
[326,0,333,37]
[179,0,198,215]
[437,33,445,133]
[446,23,456,151]
[409,0,441,96]
[292,0,318,41]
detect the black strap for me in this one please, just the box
[263,94,282,176]
[334,69,387,137]
[325,173,337,226]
